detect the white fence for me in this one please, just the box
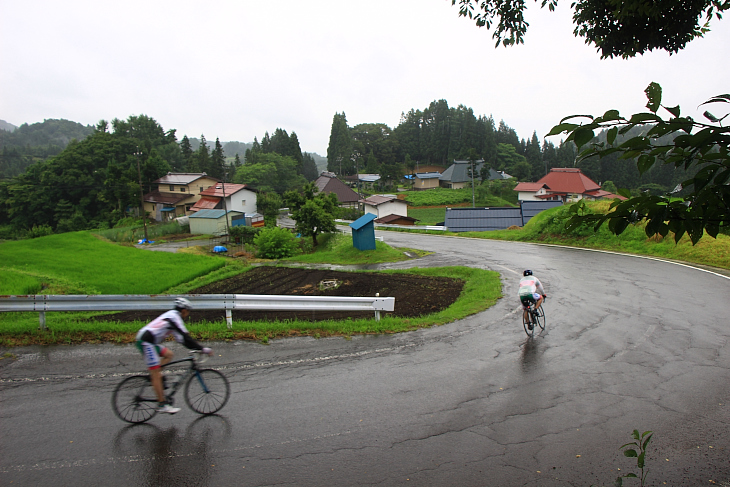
[0,294,396,329]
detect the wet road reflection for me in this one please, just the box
[112,416,231,486]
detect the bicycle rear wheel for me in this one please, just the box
[112,375,158,423]
[522,309,534,337]
[535,305,545,330]
[185,369,230,415]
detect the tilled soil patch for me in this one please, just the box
[98,266,464,323]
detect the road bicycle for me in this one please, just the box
[112,351,230,423]
[522,299,545,337]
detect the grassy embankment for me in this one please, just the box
[387,200,730,270]
[464,201,730,270]
[0,231,501,346]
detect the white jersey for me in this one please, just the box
[135,310,190,345]
[518,276,545,297]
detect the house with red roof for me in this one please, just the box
[514,168,626,203]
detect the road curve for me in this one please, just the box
[1,231,729,486]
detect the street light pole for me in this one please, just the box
[135,147,148,241]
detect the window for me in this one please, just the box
[169,185,175,191]
[241,200,246,206]
[180,187,186,192]
[200,187,204,193]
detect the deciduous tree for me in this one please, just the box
[549,82,730,243]
[452,0,728,58]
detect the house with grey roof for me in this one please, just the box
[360,195,408,219]
[439,160,484,189]
[313,172,360,207]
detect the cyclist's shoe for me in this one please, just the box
[527,323,533,330]
[157,403,181,414]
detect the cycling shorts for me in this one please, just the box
[519,293,541,307]
[135,340,168,369]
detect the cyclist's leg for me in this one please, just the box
[159,347,173,367]
[520,295,533,326]
[137,341,165,404]
[534,293,544,312]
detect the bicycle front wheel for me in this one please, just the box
[535,306,545,330]
[112,375,158,423]
[522,309,534,337]
[185,369,230,415]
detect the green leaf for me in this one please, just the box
[699,94,730,106]
[629,112,662,124]
[645,82,662,112]
[623,449,638,458]
[637,154,656,174]
[624,473,638,478]
[703,111,719,123]
[546,123,579,137]
[664,105,681,117]
[618,188,632,198]
[572,127,596,148]
[606,127,618,145]
[600,109,621,121]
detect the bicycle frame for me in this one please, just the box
[162,354,206,399]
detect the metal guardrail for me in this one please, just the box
[0,294,396,329]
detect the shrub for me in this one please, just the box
[27,225,54,239]
[338,207,361,221]
[229,225,261,245]
[253,226,300,259]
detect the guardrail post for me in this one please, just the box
[225,309,232,329]
[374,293,381,321]
[39,311,47,331]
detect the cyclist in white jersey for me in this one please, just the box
[135,297,212,414]
[518,270,546,330]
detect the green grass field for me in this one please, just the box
[0,232,226,294]
[408,207,446,225]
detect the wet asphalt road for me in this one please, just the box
[2,232,730,486]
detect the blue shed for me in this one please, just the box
[349,213,378,250]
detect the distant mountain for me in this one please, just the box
[0,120,18,132]
[2,119,94,148]
[308,152,327,172]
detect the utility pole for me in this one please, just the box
[353,152,362,215]
[221,174,231,240]
[470,159,476,208]
[135,147,149,241]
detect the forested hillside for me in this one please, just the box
[0,119,94,178]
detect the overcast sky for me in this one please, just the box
[2,0,729,155]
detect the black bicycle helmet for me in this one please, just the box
[523,270,533,277]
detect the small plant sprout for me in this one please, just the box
[619,429,653,487]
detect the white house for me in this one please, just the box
[514,168,626,202]
[190,183,258,216]
[360,195,408,219]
